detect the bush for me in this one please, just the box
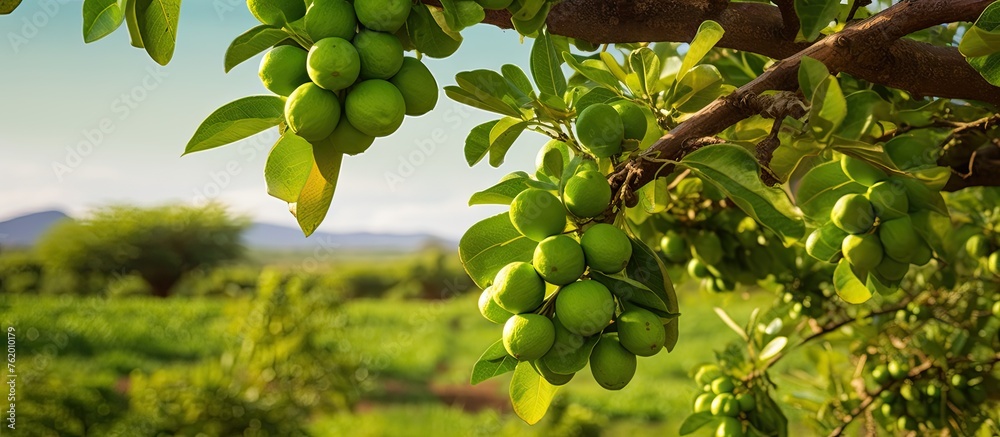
[0,252,44,294]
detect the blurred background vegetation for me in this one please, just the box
[0,203,804,436]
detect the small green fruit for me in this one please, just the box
[307,37,361,91]
[806,224,847,263]
[691,231,724,265]
[989,251,1000,275]
[478,286,513,324]
[950,373,967,388]
[389,57,439,116]
[321,113,376,156]
[841,155,887,186]
[344,79,406,137]
[540,316,588,374]
[711,376,736,394]
[716,417,743,437]
[736,393,755,412]
[258,46,310,97]
[687,258,711,279]
[589,333,636,390]
[563,170,612,218]
[879,215,919,262]
[910,240,933,266]
[695,364,723,386]
[353,29,404,79]
[616,307,666,356]
[509,188,567,242]
[580,224,632,273]
[897,416,917,431]
[887,360,909,379]
[532,359,574,386]
[305,0,357,41]
[354,0,411,32]
[535,140,572,174]
[576,103,624,158]
[248,0,306,26]
[659,231,687,262]
[966,234,990,258]
[492,262,545,314]
[285,83,341,142]
[555,280,614,336]
[831,193,875,234]
[533,235,586,285]
[710,393,738,416]
[867,180,908,220]
[871,364,889,384]
[503,314,555,361]
[875,256,909,282]
[842,233,884,271]
[611,100,647,141]
[694,393,715,413]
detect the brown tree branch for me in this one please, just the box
[771,0,800,40]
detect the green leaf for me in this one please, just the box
[509,361,559,425]
[591,271,670,316]
[759,336,788,361]
[836,90,885,141]
[624,238,679,313]
[488,117,529,167]
[833,258,872,304]
[679,412,716,435]
[677,20,724,82]
[133,0,181,65]
[628,47,661,97]
[797,56,829,101]
[575,87,621,112]
[809,76,847,141]
[225,25,288,73]
[769,136,823,182]
[794,0,840,41]
[672,64,724,112]
[293,158,340,237]
[184,96,286,154]
[530,29,567,97]
[445,86,521,118]
[680,144,806,241]
[264,133,314,203]
[502,64,535,96]
[407,3,463,59]
[562,53,621,92]
[795,160,866,222]
[0,0,23,14]
[125,0,144,48]
[960,2,1000,58]
[464,120,498,167]
[459,212,538,289]
[541,148,564,178]
[471,339,518,385]
[312,137,344,186]
[83,0,125,43]
[637,177,668,214]
[469,172,533,205]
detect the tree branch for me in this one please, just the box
[771,0,800,40]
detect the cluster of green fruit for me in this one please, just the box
[965,234,1000,277]
[869,359,988,431]
[689,365,754,437]
[477,177,667,390]
[574,101,648,158]
[806,156,937,287]
[251,0,439,154]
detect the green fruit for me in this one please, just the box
[866,180,908,220]
[806,224,848,263]
[899,383,918,401]
[503,314,555,361]
[687,258,710,279]
[492,262,545,314]
[589,333,636,390]
[887,360,909,379]
[711,393,738,416]
[305,0,357,41]
[354,0,411,32]
[555,280,614,336]
[573,38,599,52]
[842,233,884,271]
[307,37,361,91]
[563,171,612,218]
[694,393,715,413]
[616,307,665,356]
[879,215,919,262]
[711,376,736,394]
[540,316,588,374]
[345,79,406,137]
[285,83,341,142]
[576,103,624,158]
[533,235,586,285]
[389,57,438,116]
[872,364,889,384]
[691,231,723,265]
[966,234,990,258]
[509,188,566,242]
[841,155,887,186]
[258,46,310,97]
[533,359,574,386]
[581,224,632,273]
[950,373,967,387]
[535,140,572,173]
[736,393,755,412]
[321,113,376,155]
[353,29,404,79]
[659,231,687,262]
[911,240,933,266]
[831,193,875,234]
[695,364,723,386]
[716,418,743,437]
[989,251,1000,275]
[876,256,909,282]
[475,0,514,9]
[478,286,513,324]
[897,415,918,431]
[611,100,647,141]
[248,0,306,26]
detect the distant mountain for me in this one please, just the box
[0,210,70,248]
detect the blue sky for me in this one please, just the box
[0,1,540,238]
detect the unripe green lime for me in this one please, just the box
[950,373,967,387]
[577,160,600,173]
[910,240,933,266]
[285,83,341,142]
[875,256,908,282]
[581,224,632,273]
[478,286,513,324]
[248,0,306,26]
[353,29,404,79]
[831,193,875,234]
[842,233,883,271]
[532,358,574,386]
[988,251,1000,275]
[878,215,919,263]
[806,224,847,263]
[307,37,361,92]
[475,0,514,9]
[540,316,588,374]
[576,103,624,158]
[841,155,887,187]
[659,231,687,262]
[736,393,755,412]
[305,0,357,41]
[354,0,411,32]
[611,100,647,141]
[872,364,889,384]
[887,360,909,379]
[694,393,715,413]
[716,417,743,437]
[866,180,908,220]
[555,280,614,336]
[687,258,710,279]
[691,231,723,265]
[503,314,555,361]
[320,113,376,155]
[616,307,665,356]
[897,416,917,431]
[535,140,572,173]
[563,171,612,218]
[711,393,738,416]
[589,333,636,390]
[389,57,438,116]
[258,46,310,97]
[695,364,723,386]
[492,262,545,313]
[899,383,918,401]
[711,376,736,394]
[533,235,586,285]
[345,79,406,137]
[573,38,600,52]
[966,234,990,258]
[509,188,567,242]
